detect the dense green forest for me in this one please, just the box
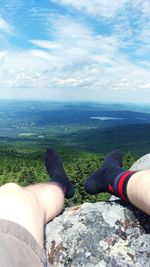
[0,145,136,207]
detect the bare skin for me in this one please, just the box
[126,170,150,215]
[0,182,64,247]
[0,169,149,249]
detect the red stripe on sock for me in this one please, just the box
[118,171,134,201]
[108,184,114,193]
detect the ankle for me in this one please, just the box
[112,170,137,201]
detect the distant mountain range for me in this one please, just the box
[0,100,150,113]
[0,100,150,155]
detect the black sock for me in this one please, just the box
[44,148,74,199]
[84,150,136,201]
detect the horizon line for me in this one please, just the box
[0,98,150,106]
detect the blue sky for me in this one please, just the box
[0,0,150,103]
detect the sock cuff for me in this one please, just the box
[113,170,126,193]
[117,171,137,201]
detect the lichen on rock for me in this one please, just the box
[45,154,150,267]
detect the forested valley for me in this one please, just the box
[0,100,149,207]
[0,146,136,207]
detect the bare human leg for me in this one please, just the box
[0,148,74,247]
[126,170,150,215]
[84,150,150,215]
[0,182,64,247]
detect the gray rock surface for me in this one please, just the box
[130,153,150,171]
[45,154,150,267]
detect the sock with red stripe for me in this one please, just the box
[84,150,136,201]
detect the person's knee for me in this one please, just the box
[47,183,65,206]
[0,182,40,218]
[0,182,22,194]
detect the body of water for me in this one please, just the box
[90,116,123,121]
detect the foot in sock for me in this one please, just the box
[44,148,74,199]
[84,150,136,201]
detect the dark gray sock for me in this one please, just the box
[44,148,74,199]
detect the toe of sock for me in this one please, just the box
[104,149,123,168]
[84,177,100,194]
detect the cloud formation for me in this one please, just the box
[0,17,13,33]
[51,0,150,17]
[0,0,149,102]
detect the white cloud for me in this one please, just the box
[0,17,14,34]
[132,0,150,16]
[30,40,62,50]
[29,49,61,64]
[0,51,7,58]
[0,7,149,102]
[142,82,150,89]
[51,0,128,18]
[51,0,150,18]
[29,17,121,67]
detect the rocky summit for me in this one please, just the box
[45,154,150,267]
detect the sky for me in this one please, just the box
[0,0,150,103]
